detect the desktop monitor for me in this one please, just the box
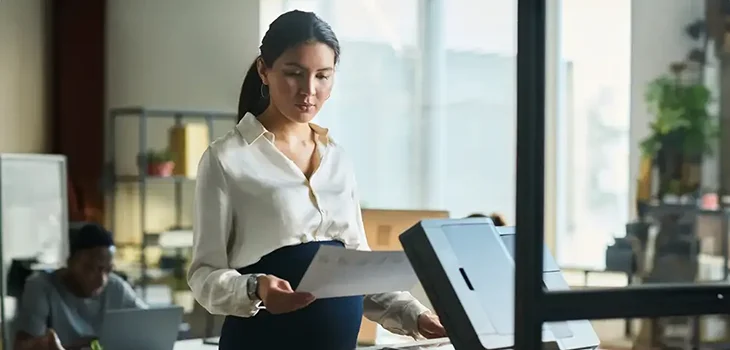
[398,218,599,350]
[0,154,69,350]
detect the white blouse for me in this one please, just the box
[187,113,429,336]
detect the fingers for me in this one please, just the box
[274,279,294,292]
[258,275,317,314]
[421,331,435,339]
[422,327,446,339]
[265,290,316,314]
[273,292,315,313]
[421,326,446,339]
[417,314,447,339]
[288,292,316,308]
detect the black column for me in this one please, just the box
[514,0,547,349]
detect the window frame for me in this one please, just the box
[514,1,730,350]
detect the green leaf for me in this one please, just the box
[640,68,717,157]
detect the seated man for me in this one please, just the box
[14,223,146,350]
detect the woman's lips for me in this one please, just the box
[295,103,314,112]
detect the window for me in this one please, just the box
[442,0,517,219]
[556,0,631,268]
[282,0,423,209]
[276,0,523,219]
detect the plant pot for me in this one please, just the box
[147,161,175,177]
[655,145,701,198]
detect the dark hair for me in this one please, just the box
[69,223,114,257]
[466,212,507,226]
[237,10,341,120]
[489,213,507,227]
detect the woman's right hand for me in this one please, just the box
[256,274,315,314]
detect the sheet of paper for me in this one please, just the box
[296,245,419,298]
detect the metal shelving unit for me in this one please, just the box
[104,107,237,299]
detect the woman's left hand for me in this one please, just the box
[417,312,447,339]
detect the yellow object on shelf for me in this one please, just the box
[636,155,653,201]
[168,123,210,178]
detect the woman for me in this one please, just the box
[187,10,446,349]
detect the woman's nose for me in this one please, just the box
[299,77,316,96]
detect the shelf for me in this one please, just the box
[110,106,237,120]
[114,175,195,183]
[116,230,194,250]
[105,106,238,296]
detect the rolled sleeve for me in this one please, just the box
[363,292,430,337]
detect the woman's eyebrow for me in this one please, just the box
[283,62,334,72]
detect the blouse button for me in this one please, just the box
[299,234,309,243]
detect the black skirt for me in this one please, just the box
[218,241,365,350]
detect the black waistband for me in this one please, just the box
[236,240,345,289]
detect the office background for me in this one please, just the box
[0,0,649,269]
[0,0,725,348]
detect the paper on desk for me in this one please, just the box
[296,245,419,298]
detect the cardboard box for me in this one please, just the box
[357,209,449,345]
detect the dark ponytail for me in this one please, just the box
[238,59,268,121]
[236,10,340,122]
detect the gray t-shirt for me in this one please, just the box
[15,270,147,345]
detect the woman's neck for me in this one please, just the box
[257,107,312,144]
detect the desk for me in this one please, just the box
[172,338,452,350]
[173,339,216,350]
[173,338,610,350]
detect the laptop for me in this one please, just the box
[98,306,183,350]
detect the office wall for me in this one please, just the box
[0,0,50,153]
[106,0,284,243]
[629,0,704,217]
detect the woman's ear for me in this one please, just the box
[256,57,269,85]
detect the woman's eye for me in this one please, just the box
[284,71,302,77]
[317,75,330,80]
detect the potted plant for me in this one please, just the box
[639,62,718,198]
[139,149,175,177]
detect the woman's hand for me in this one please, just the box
[256,274,315,314]
[417,312,447,339]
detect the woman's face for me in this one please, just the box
[258,42,336,123]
